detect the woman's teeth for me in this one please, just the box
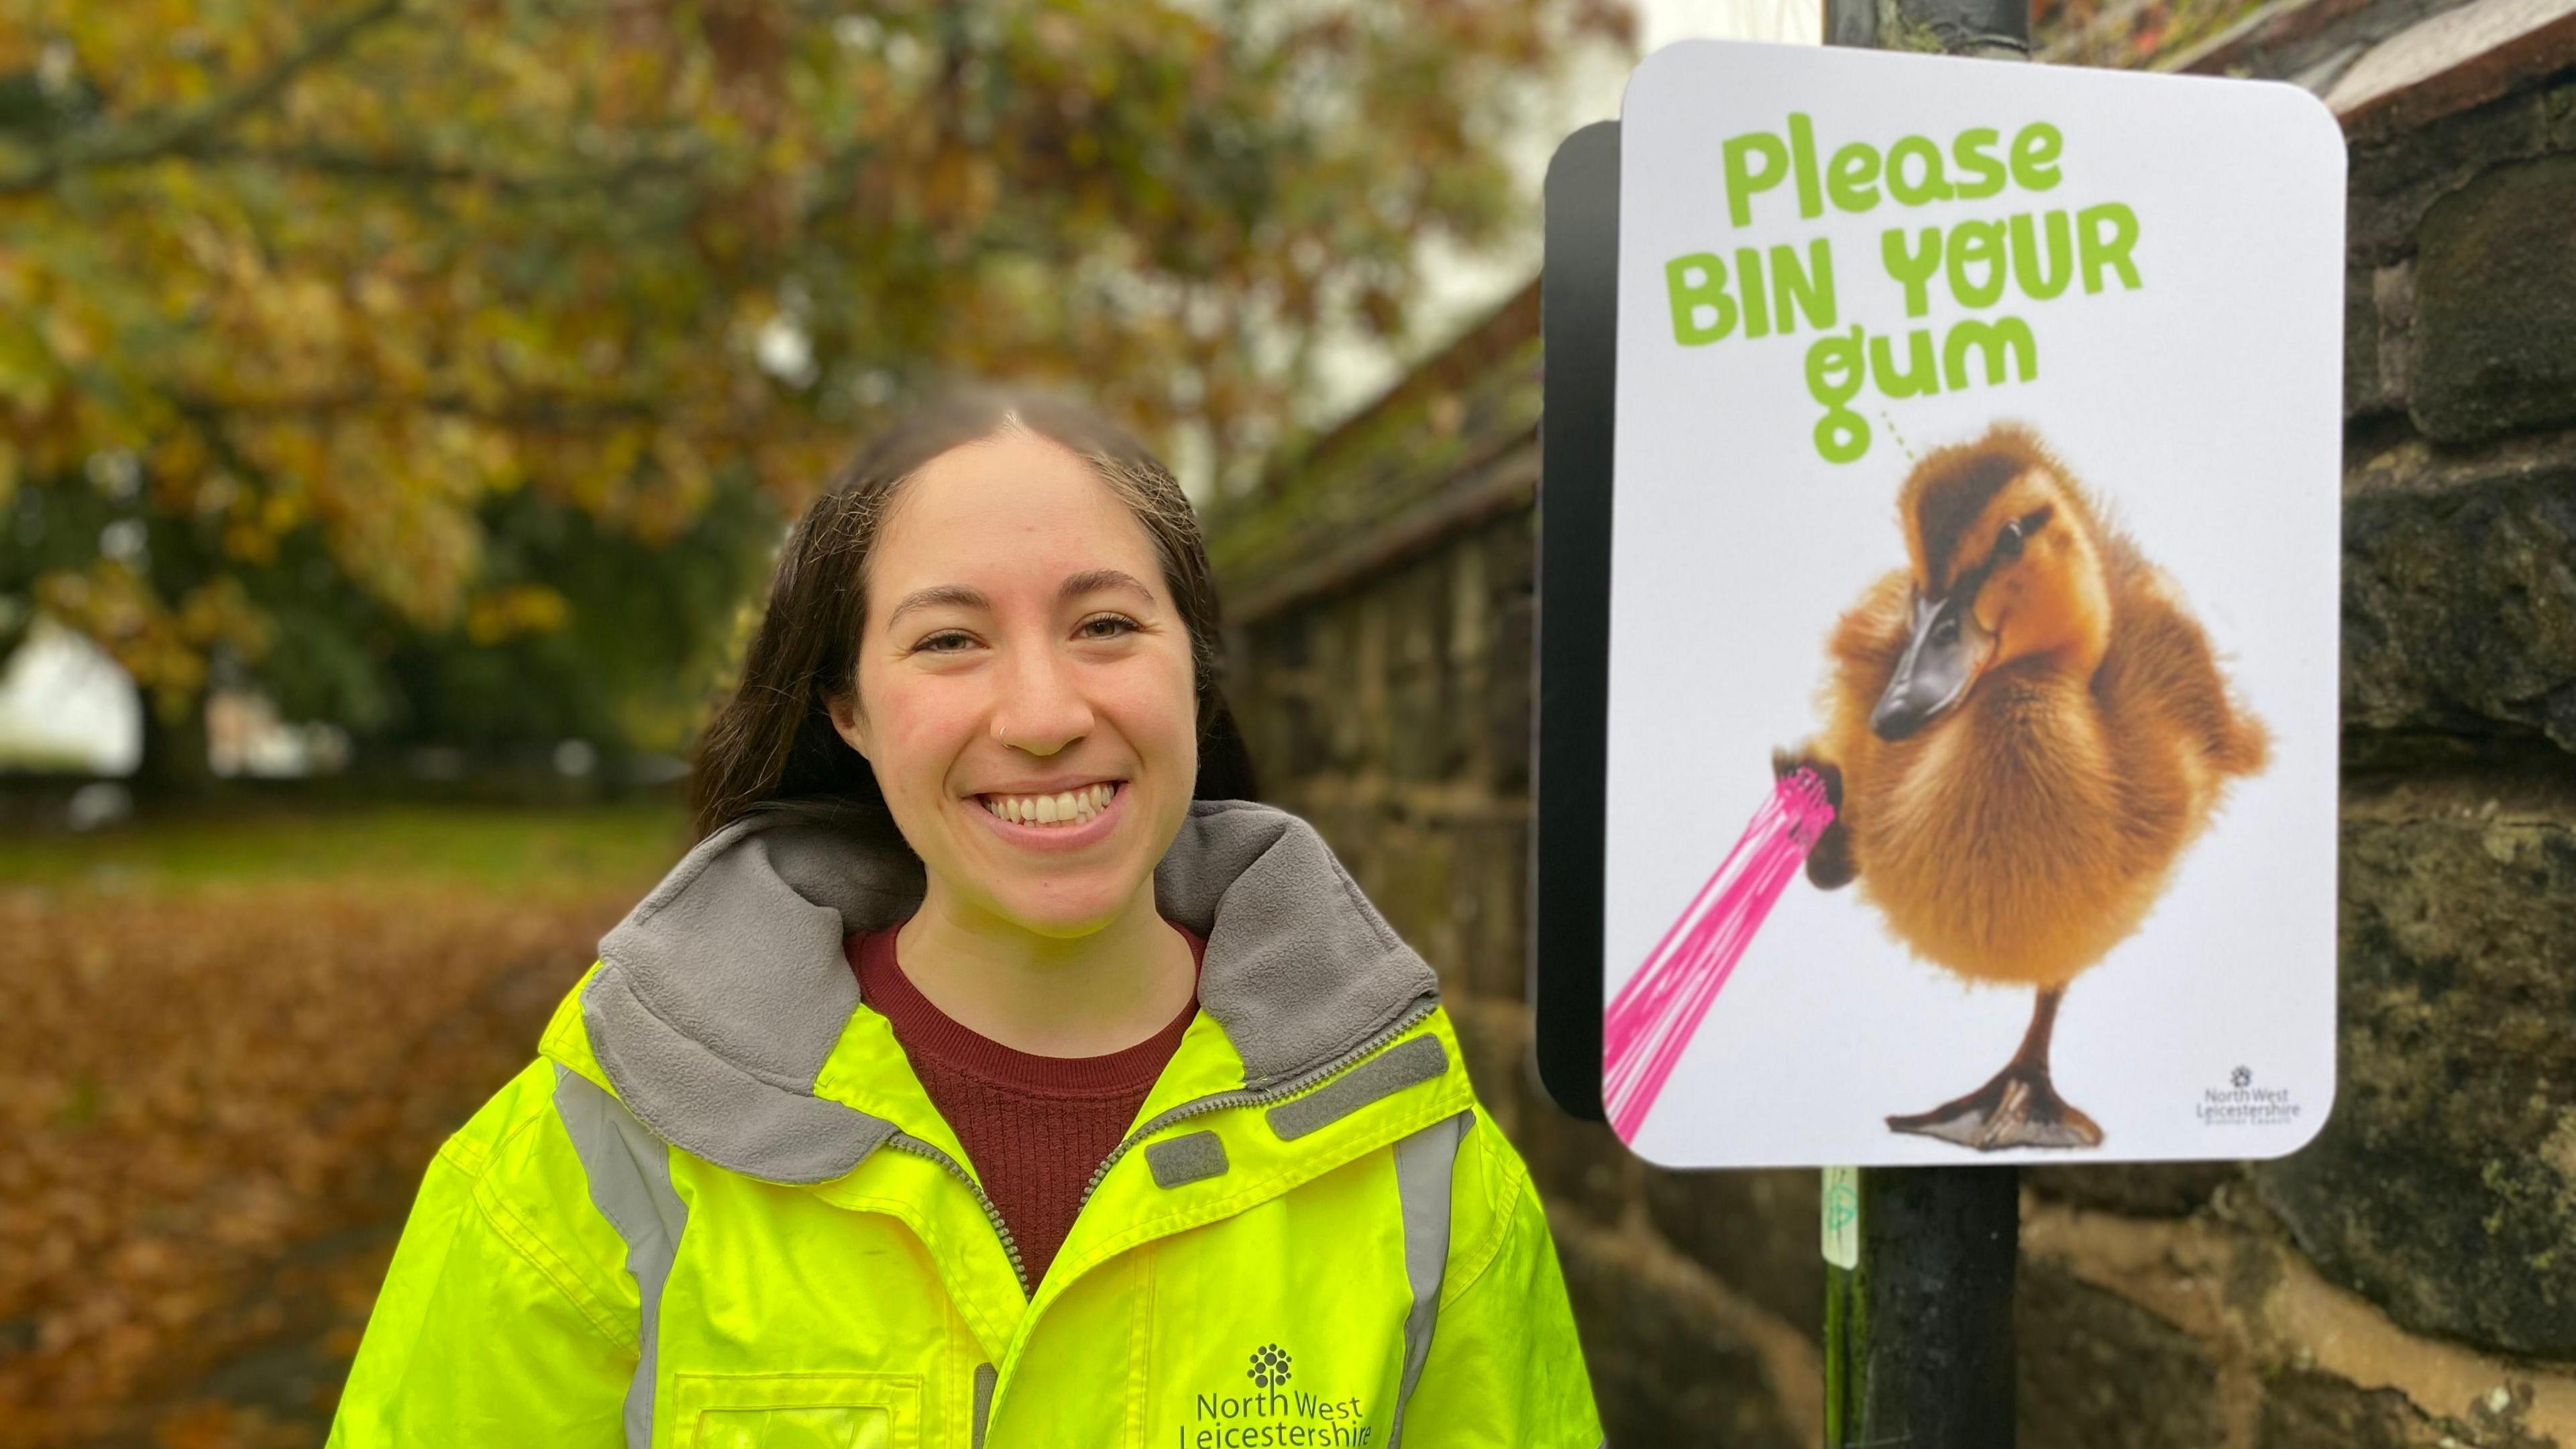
[980,781,1118,826]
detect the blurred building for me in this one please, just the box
[204,690,350,780]
[0,621,138,775]
[0,621,352,782]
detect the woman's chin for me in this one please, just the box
[952,855,1142,937]
[984,890,1136,940]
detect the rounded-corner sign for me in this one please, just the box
[1603,40,2343,1169]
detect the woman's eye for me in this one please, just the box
[914,631,975,653]
[1078,614,1139,639]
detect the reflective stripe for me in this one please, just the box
[553,1064,688,1449]
[1386,1110,1468,1449]
[1268,1036,1449,1142]
[972,1362,997,1447]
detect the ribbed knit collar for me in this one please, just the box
[847,917,1205,1096]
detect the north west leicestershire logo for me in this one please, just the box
[1246,1343,1293,1389]
[2231,1065,2253,1089]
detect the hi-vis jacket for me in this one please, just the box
[327,798,1603,1448]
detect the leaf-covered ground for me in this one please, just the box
[0,803,686,1448]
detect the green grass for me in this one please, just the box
[0,800,692,895]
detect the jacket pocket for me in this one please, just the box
[671,1371,922,1449]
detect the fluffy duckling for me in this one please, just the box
[1776,423,2267,1150]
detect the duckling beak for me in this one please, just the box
[1871,588,1991,741]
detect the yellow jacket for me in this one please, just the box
[327,799,1603,1447]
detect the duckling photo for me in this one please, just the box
[1774,422,2267,1152]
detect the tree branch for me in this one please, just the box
[165,140,704,198]
[170,387,665,431]
[0,0,409,195]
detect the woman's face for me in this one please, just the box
[829,429,1199,938]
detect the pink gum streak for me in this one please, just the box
[1605,769,1834,1144]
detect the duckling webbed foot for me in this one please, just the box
[1889,985,2102,1150]
[1885,1064,2104,1151]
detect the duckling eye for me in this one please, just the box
[1933,615,1960,645]
[1996,520,2027,559]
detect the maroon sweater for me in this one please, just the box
[846,918,1206,1289]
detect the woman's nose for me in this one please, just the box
[989,639,1094,754]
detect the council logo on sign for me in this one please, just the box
[2200,1067,2302,1128]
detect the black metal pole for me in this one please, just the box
[1819,2,2031,1445]
[1825,1167,2021,1446]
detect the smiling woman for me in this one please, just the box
[325,385,1604,1448]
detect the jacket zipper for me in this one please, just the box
[947,994,1441,1438]
[884,1134,1034,1297]
[882,994,1440,1301]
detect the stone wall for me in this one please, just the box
[1207,43,2576,1448]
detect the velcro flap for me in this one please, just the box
[1146,1130,1232,1189]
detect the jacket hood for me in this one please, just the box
[579,797,1442,1184]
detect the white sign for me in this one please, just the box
[1602,40,2343,1168]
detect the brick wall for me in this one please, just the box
[1207,44,2576,1448]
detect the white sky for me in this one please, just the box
[1302,0,1822,424]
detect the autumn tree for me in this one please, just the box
[0,0,1632,782]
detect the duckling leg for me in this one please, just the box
[1886,987,2104,1150]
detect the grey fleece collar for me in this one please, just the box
[581,798,1442,1184]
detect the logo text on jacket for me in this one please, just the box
[1183,1344,1372,1446]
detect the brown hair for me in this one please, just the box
[688,383,1256,843]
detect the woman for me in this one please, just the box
[327,386,1603,1448]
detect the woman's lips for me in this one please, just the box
[969,780,1126,853]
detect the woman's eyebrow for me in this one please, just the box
[885,570,1155,629]
[1057,568,1156,608]
[885,583,988,629]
